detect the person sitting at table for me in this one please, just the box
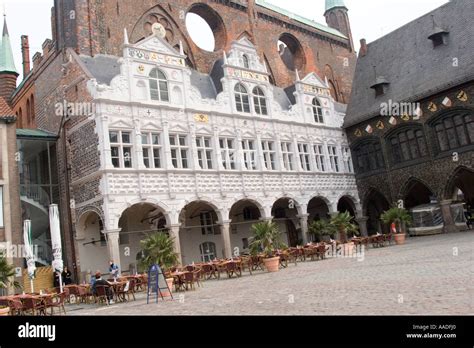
[93,272,114,304]
[90,270,99,294]
[53,271,61,288]
[62,266,72,285]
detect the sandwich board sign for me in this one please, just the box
[147,264,173,304]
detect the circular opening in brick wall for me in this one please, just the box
[186,4,226,52]
[277,33,305,71]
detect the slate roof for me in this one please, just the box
[344,0,474,128]
[80,54,121,85]
[0,97,14,117]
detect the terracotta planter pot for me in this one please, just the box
[263,257,280,272]
[161,278,174,297]
[0,307,10,316]
[394,233,406,245]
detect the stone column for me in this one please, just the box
[440,200,458,233]
[220,220,232,259]
[162,121,172,170]
[297,213,309,244]
[355,216,369,237]
[104,229,122,273]
[168,224,182,265]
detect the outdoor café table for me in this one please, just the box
[108,281,128,302]
[170,272,186,292]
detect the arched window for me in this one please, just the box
[388,128,428,164]
[352,140,385,174]
[199,242,217,262]
[30,95,35,120]
[234,83,250,113]
[312,98,324,123]
[149,68,169,102]
[432,111,473,152]
[253,87,267,115]
[242,54,250,69]
[26,99,31,124]
[18,108,22,123]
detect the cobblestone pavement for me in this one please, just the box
[68,232,473,315]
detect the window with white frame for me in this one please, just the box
[313,144,326,172]
[196,136,213,170]
[312,98,324,124]
[342,147,354,173]
[219,138,236,170]
[281,142,294,171]
[200,242,217,262]
[149,68,169,102]
[141,132,162,169]
[261,140,276,170]
[242,139,257,170]
[253,87,268,115]
[109,130,133,168]
[298,143,311,171]
[328,145,340,172]
[234,84,250,113]
[200,212,215,235]
[169,134,189,169]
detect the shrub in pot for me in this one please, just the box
[0,254,22,295]
[330,212,359,244]
[381,207,412,245]
[138,231,179,295]
[249,221,286,272]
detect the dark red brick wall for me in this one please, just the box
[64,0,356,101]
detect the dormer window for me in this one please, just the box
[370,76,390,97]
[312,98,324,124]
[149,68,169,102]
[242,54,250,69]
[234,83,250,113]
[428,28,449,48]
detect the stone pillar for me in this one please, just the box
[355,216,369,237]
[104,229,122,273]
[440,200,458,233]
[297,213,309,244]
[168,224,182,265]
[162,121,172,170]
[220,221,232,259]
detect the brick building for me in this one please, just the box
[12,0,360,280]
[344,0,474,236]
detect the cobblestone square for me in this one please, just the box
[69,232,473,316]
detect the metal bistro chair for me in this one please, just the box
[45,293,67,316]
[201,263,219,280]
[225,261,242,278]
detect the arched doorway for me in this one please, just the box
[272,198,301,247]
[446,167,474,228]
[76,211,108,276]
[229,200,263,255]
[403,179,435,209]
[337,196,356,217]
[364,189,390,235]
[307,197,330,242]
[118,203,170,274]
[179,201,221,265]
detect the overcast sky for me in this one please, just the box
[2,0,449,82]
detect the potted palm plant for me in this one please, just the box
[308,220,334,242]
[139,231,179,296]
[330,212,359,244]
[0,255,21,315]
[381,207,412,245]
[249,221,286,272]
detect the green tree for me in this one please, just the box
[330,212,359,243]
[138,232,179,272]
[380,207,412,234]
[308,219,335,242]
[249,221,287,258]
[0,254,21,292]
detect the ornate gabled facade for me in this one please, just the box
[70,29,360,273]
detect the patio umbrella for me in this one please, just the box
[23,220,36,293]
[49,204,64,293]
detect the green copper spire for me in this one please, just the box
[325,0,347,12]
[0,15,18,75]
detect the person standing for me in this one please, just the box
[109,260,119,281]
[62,266,72,285]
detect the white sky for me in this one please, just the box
[2,0,449,81]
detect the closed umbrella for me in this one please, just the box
[23,220,36,293]
[49,204,64,293]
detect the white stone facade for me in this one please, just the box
[79,31,360,271]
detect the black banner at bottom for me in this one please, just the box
[0,316,472,346]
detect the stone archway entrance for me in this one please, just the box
[272,198,301,247]
[229,200,263,255]
[364,189,390,235]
